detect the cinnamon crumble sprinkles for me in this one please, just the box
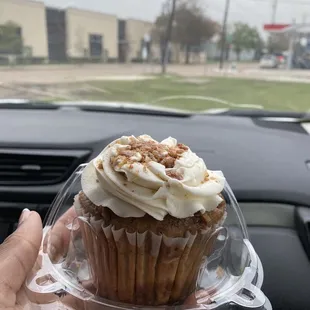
[202,172,209,183]
[97,161,103,170]
[110,137,189,177]
[166,170,183,180]
[201,199,225,225]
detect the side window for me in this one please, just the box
[89,34,103,57]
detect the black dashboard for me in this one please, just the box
[0,107,310,310]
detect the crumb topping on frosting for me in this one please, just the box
[110,137,189,178]
[81,135,226,220]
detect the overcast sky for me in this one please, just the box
[40,0,310,32]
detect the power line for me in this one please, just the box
[207,0,275,21]
[247,0,310,5]
[234,0,268,20]
[208,0,310,6]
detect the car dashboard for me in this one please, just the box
[0,106,309,310]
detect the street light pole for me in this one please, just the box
[271,0,278,24]
[162,0,177,74]
[287,19,296,70]
[268,0,278,54]
[219,0,230,70]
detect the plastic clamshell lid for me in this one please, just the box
[24,164,272,310]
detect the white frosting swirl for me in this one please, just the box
[81,135,225,221]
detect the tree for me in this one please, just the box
[0,21,23,55]
[231,22,262,61]
[153,0,218,64]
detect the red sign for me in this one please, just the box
[264,24,291,31]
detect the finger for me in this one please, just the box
[183,288,215,306]
[47,207,77,262]
[0,210,42,297]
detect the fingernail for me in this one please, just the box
[18,208,31,226]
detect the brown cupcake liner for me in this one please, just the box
[77,210,222,306]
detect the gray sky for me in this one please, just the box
[41,0,310,32]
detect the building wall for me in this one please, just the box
[0,0,48,58]
[0,1,159,62]
[125,19,154,61]
[66,8,118,60]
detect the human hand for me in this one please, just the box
[45,206,78,263]
[0,209,42,310]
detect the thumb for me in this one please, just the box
[0,209,42,295]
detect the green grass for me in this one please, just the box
[70,76,310,112]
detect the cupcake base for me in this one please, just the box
[76,192,226,306]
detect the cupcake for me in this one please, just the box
[74,135,226,306]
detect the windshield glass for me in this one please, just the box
[0,0,309,113]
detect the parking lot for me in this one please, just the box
[2,62,310,82]
[1,63,310,101]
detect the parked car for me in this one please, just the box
[259,54,278,69]
[294,52,310,69]
[274,52,286,65]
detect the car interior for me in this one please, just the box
[0,104,309,310]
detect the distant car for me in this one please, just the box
[259,54,278,69]
[294,52,310,69]
[274,52,286,65]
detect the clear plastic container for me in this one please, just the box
[24,164,272,310]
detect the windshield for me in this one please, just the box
[0,0,309,113]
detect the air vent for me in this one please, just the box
[0,149,90,186]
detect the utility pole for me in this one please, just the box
[219,0,230,70]
[271,0,278,24]
[268,0,278,54]
[287,18,296,70]
[162,0,177,74]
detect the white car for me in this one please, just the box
[259,54,278,69]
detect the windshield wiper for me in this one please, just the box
[214,109,309,119]
[52,101,192,117]
[0,100,58,110]
[297,116,310,123]
[0,100,192,117]
[76,104,191,118]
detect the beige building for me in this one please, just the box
[123,19,182,63]
[66,8,118,60]
[0,1,162,63]
[0,0,48,58]
[125,19,155,61]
